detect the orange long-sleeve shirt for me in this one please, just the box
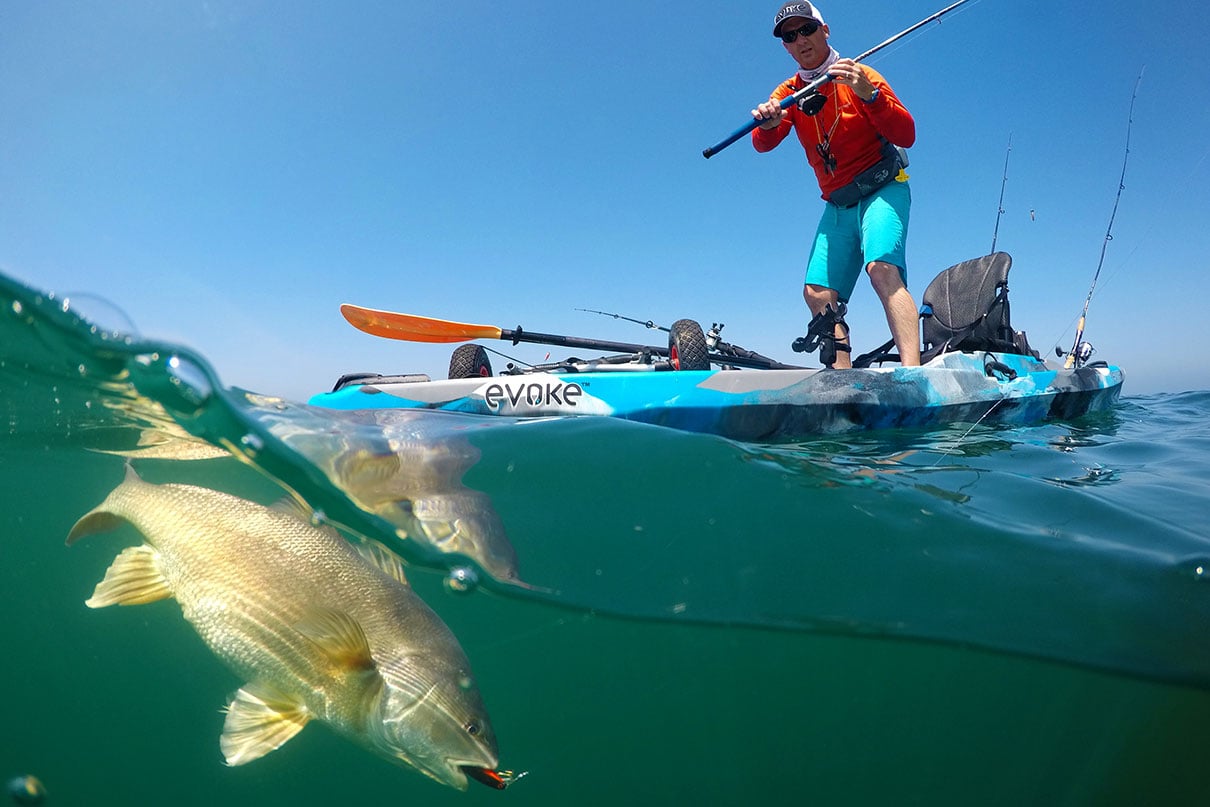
[752,65,915,202]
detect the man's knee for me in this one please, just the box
[803,283,838,314]
[866,262,905,294]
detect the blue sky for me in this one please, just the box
[2,0,1206,399]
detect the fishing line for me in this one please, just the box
[856,0,984,70]
[1061,67,1144,369]
[481,344,536,368]
[927,380,1010,467]
[473,615,577,652]
[576,308,669,333]
[1055,137,1210,342]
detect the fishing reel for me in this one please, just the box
[792,302,850,368]
[1056,341,1096,368]
[796,92,827,116]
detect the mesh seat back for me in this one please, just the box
[921,252,1016,356]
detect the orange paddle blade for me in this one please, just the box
[340,304,504,344]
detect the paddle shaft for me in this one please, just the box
[501,326,664,357]
[702,0,973,159]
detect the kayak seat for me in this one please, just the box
[852,252,1039,367]
[920,252,1039,363]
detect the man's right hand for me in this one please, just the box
[751,100,787,129]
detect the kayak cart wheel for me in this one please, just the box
[668,319,710,371]
[448,344,493,379]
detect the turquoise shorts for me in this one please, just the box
[804,180,911,302]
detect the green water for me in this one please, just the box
[2,273,1209,805]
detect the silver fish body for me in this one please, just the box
[67,467,498,790]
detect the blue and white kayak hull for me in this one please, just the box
[309,352,1124,441]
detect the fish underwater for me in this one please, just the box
[66,466,503,791]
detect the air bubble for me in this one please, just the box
[1180,558,1210,581]
[444,566,480,594]
[166,354,214,407]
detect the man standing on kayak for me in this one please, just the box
[752,1,920,368]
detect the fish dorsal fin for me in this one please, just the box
[270,496,311,522]
[294,607,376,672]
[220,684,312,766]
[270,497,343,541]
[353,538,409,586]
[84,544,173,608]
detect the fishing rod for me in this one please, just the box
[990,133,1012,254]
[702,0,974,159]
[575,308,669,332]
[579,308,766,365]
[1063,68,1144,369]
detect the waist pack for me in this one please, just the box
[828,140,908,208]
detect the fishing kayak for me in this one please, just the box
[308,353,1123,441]
[308,253,1124,441]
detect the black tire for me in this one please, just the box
[668,319,710,371]
[448,344,493,379]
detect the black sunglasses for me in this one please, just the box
[779,20,821,44]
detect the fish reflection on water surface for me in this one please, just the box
[67,466,506,791]
[241,398,527,587]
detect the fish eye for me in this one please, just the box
[465,722,480,736]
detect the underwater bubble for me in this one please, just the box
[166,354,214,407]
[61,291,140,335]
[240,433,265,454]
[444,565,480,594]
[1178,558,1210,581]
[6,775,47,805]
[10,300,22,316]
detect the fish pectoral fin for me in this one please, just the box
[220,684,312,766]
[84,544,173,608]
[294,607,376,672]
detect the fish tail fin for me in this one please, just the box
[65,464,146,546]
[83,544,173,608]
[65,510,127,545]
[220,685,312,766]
